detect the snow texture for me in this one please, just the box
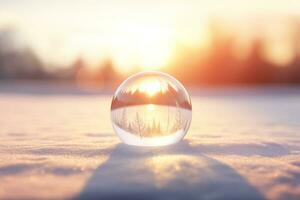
[0,85,300,200]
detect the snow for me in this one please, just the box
[0,85,300,199]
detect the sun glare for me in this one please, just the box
[112,25,174,73]
[147,104,155,111]
[127,76,172,98]
[136,28,172,70]
[139,79,162,96]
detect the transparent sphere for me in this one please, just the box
[111,71,192,146]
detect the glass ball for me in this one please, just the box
[111,71,192,146]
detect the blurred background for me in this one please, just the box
[1,0,300,90]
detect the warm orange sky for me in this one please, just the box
[0,0,300,72]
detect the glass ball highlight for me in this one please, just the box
[111,71,192,146]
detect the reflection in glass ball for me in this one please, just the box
[111,71,192,146]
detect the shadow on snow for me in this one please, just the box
[75,140,265,200]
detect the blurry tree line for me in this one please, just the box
[0,27,120,87]
[1,20,300,86]
[0,29,45,79]
[170,20,300,85]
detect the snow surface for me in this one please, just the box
[0,85,300,200]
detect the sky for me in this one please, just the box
[0,0,300,71]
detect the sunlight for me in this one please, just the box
[147,104,155,111]
[111,24,174,73]
[136,28,173,70]
[127,76,171,97]
[146,155,206,188]
[138,79,163,97]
